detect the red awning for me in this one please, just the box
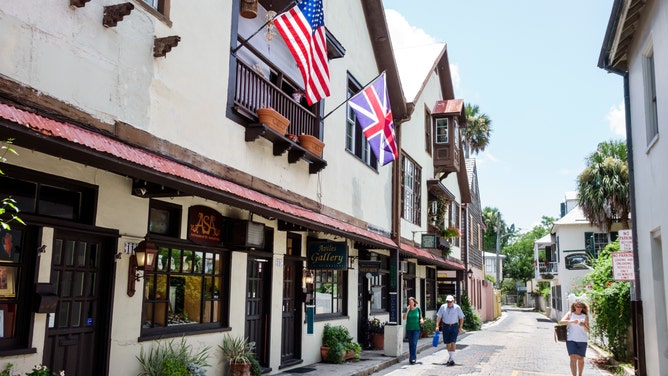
[400,243,464,270]
[0,102,396,249]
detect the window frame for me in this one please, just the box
[642,42,659,146]
[424,107,432,154]
[435,118,448,144]
[401,155,421,225]
[313,269,347,318]
[136,0,171,24]
[369,255,390,313]
[140,237,230,338]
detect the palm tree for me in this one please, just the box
[577,140,630,231]
[463,103,492,156]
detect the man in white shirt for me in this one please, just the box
[435,295,465,366]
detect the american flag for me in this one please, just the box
[274,0,330,105]
[348,72,399,166]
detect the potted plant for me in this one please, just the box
[367,317,385,349]
[421,317,436,338]
[219,334,256,376]
[321,324,361,363]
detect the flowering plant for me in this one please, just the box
[25,365,64,376]
[367,317,386,334]
[442,226,461,238]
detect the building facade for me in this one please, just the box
[0,1,472,375]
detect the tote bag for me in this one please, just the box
[554,324,567,342]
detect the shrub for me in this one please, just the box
[136,337,210,376]
[460,293,481,331]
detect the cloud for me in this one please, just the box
[607,101,626,137]
[385,9,445,101]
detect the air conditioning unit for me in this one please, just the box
[400,261,408,274]
[225,219,265,249]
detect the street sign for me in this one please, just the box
[618,229,633,251]
[612,252,634,281]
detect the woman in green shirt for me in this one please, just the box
[402,297,424,364]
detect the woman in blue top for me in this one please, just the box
[402,297,424,364]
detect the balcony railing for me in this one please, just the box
[234,59,320,139]
[538,261,558,275]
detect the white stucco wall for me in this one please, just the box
[0,0,393,235]
[622,0,668,372]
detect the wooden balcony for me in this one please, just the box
[233,59,325,173]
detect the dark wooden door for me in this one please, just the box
[44,230,114,376]
[245,258,271,367]
[280,259,302,365]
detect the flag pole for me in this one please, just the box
[231,0,298,55]
[321,71,386,121]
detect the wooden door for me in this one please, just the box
[280,259,302,365]
[245,258,271,367]
[44,230,114,376]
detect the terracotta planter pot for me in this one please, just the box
[229,362,251,376]
[371,333,384,350]
[257,108,290,135]
[298,134,325,157]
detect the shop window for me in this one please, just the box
[314,269,346,316]
[141,241,229,336]
[0,227,37,352]
[369,255,389,312]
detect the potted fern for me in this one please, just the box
[219,334,256,376]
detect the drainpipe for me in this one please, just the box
[603,63,645,376]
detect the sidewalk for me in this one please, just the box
[276,336,437,376]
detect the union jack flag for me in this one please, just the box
[348,72,399,166]
[274,0,330,105]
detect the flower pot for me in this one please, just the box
[229,362,251,376]
[257,108,290,135]
[371,333,384,350]
[298,134,325,157]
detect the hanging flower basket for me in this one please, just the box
[257,108,290,135]
[441,226,461,239]
[298,134,325,157]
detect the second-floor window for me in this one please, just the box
[424,108,432,154]
[642,45,659,145]
[435,118,448,143]
[346,76,378,169]
[402,155,421,224]
[140,0,169,18]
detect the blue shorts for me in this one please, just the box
[566,340,587,357]
[442,324,459,344]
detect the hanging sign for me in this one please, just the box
[187,205,223,246]
[421,234,436,249]
[618,229,633,251]
[307,241,347,270]
[358,260,381,276]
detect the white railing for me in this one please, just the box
[538,261,558,274]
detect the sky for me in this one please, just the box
[382,0,626,232]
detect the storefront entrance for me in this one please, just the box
[43,229,115,376]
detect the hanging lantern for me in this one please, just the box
[265,10,277,41]
[240,0,258,19]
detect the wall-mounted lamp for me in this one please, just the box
[302,269,314,305]
[467,268,473,279]
[127,236,158,297]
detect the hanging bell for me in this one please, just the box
[240,0,258,19]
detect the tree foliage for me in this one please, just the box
[577,140,630,231]
[0,139,23,230]
[502,217,555,283]
[463,103,492,156]
[482,207,515,252]
[574,242,631,361]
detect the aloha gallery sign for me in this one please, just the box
[307,241,347,270]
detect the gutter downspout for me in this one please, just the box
[604,63,645,376]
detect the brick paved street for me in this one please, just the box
[374,307,613,376]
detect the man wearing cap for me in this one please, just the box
[435,295,465,366]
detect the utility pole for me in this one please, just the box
[495,217,501,288]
